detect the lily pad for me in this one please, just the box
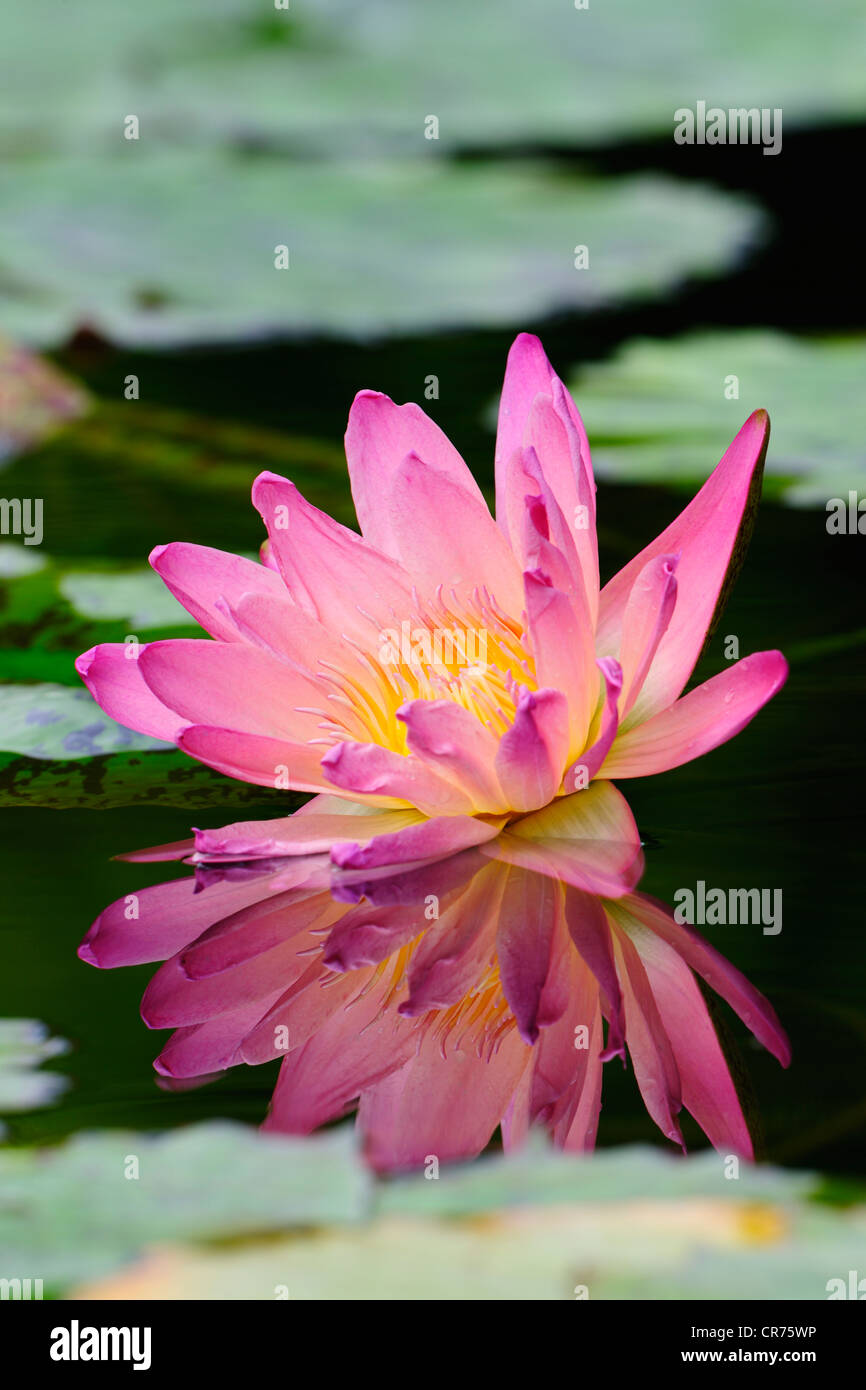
[0,1121,370,1288]
[0,683,168,759]
[0,748,300,810]
[0,1020,69,1133]
[0,155,765,347]
[58,571,192,630]
[1,1123,855,1300]
[0,680,304,808]
[566,331,866,506]
[3,0,865,157]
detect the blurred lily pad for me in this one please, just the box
[0,678,303,808]
[58,571,191,630]
[0,1121,370,1288]
[0,155,765,347]
[566,331,866,506]
[3,0,864,157]
[0,747,298,810]
[0,337,87,462]
[0,1128,850,1301]
[0,1020,69,1133]
[0,683,167,759]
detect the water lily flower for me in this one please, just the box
[80,783,789,1169]
[76,334,787,873]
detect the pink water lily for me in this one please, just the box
[80,783,789,1169]
[76,334,787,873]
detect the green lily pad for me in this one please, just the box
[0,680,306,808]
[0,1121,370,1288]
[0,748,301,810]
[0,683,168,759]
[0,155,765,347]
[566,331,866,506]
[2,1120,857,1299]
[0,1020,69,1133]
[58,571,192,630]
[376,1135,816,1219]
[3,0,864,157]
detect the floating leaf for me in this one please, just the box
[0,683,168,759]
[0,156,765,347]
[0,748,300,810]
[3,0,865,157]
[376,1135,816,1219]
[0,1020,69,1133]
[58,571,192,630]
[566,331,866,506]
[0,1121,371,1288]
[0,1133,841,1301]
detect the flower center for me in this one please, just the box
[309,585,537,753]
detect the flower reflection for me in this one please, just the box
[81,782,788,1171]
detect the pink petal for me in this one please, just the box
[495,333,594,542]
[115,839,195,863]
[75,644,184,743]
[600,650,788,778]
[524,391,598,618]
[345,390,485,555]
[596,410,770,718]
[631,927,754,1157]
[139,639,326,742]
[495,868,560,1043]
[177,725,332,794]
[322,900,429,973]
[193,805,423,861]
[616,553,679,721]
[79,874,283,969]
[358,1026,531,1172]
[494,687,570,813]
[321,740,473,815]
[382,453,524,615]
[397,698,505,812]
[140,921,320,1029]
[179,892,342,981]
[612,893,790,1067]
[330,811,504,870]
[149,542,286,643]
[524,572,596,756]
[563,885,626,1059]
[532,943,604,1150]
[262,982,421,1134]
[484,778,642,898]
[252,471,414,642]
[612,926,684,1147]
[239,963,365,1065]
[399,864,504,1016]
[564,657,622,787]
[223,590,361,689]
[155,999,278,1078]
